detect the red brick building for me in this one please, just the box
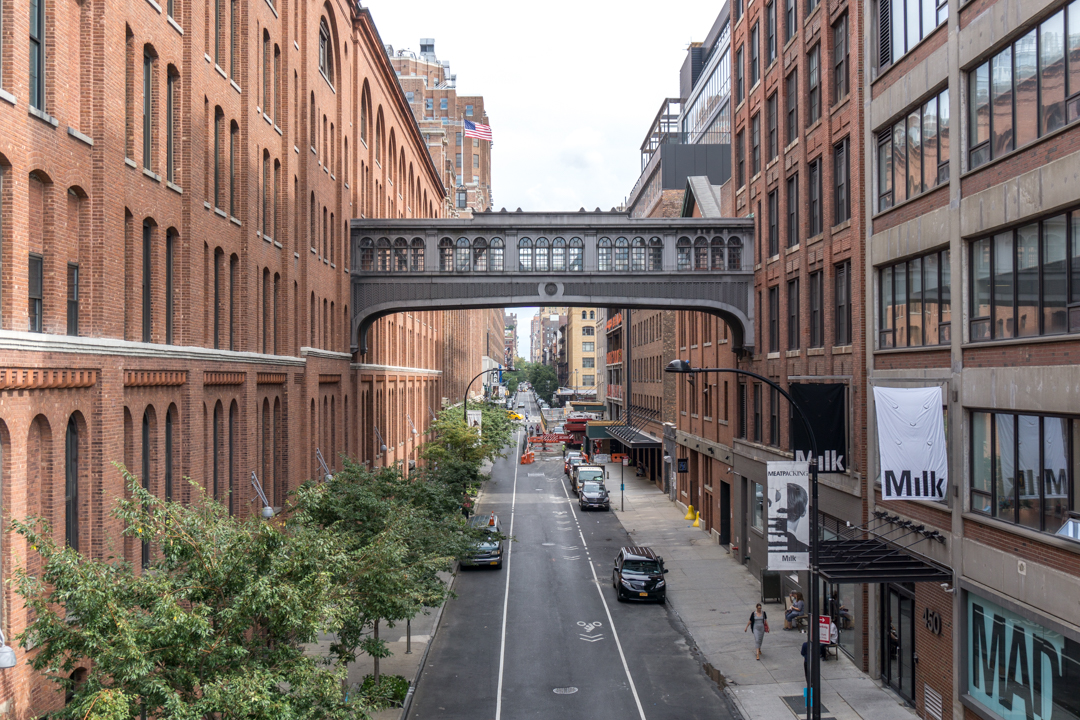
[0,2,493,715]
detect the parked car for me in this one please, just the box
[553,425,565,434]
[579,480,610,511]
[517,401,525,409]
[461,514,504,569]
[564,451,583,475]
[572,464,606,495]
[612,546,668,602]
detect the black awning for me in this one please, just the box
[817,536,952,584]
[606,424,662,449]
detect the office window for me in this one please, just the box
[736,130,746,186]
[788,278,800,349]
[440,98,448,111]
[582,375,595,386]
[473,138,480,147]
[473,154,479,168]
[767,93,778,160]
[769,387,780,446]
[456,132,462,146]
[753,383,763,442]
[808,45,821,124]
[734,0,743,24]
[455,153,462,168]
[970,210,1079,342]
[971,411,1078,531]
[785,0,797,42]
[833,15,849,103]
[30,0,45,109]
[809,158,822,236]
[878,0,947,69]
[786,174,799,248]
[466,104,474,116]
[262,31,271,112]
[752,481,764,529]
[166,69,178,182]
[141,412,151,566]
[29,254,43,332]
[834,138,850,224]
[583,357,595,368]
[582,342,595,352]
[810,271,824,347]
[66,417,79,552]
[807,0,819,14]
[142,223,152,342]
[165,232,175,344]
[143,51,155,170]
[425,98,433,111]
[768,285,779,352]
[750,23,760,85]
[738,382,748,438]
[766,1,777,63]
[968,9,1079,170]
[877,88,949,211]
[751,113,761,175]
[786,70,798,145]
[318,19,333,83]
[881,249,952,347]
[456,188,466,209]
[836,260,852,345]
[262,152,270,237]
[735,47,745,104]
[768,190,779,256]
[67,264,79,336]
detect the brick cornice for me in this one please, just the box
[0,368,98,390]
[124,370,188,387]
[256,372,288,385]
[204,371,246,386]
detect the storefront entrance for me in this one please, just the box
[882,583,915,703]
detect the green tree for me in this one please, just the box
[10,469,366,720]
[527,363,559,405]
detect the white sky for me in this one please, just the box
[365,0,724,358]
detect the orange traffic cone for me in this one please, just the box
[488,512,496,526]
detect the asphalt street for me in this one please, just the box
[409,393,739,720]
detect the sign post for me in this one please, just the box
[818,615,831,645]
[621,456,629,511]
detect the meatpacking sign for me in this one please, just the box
[873,386,948,501]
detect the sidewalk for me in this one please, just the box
[606,463,918,720]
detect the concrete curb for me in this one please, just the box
[399,563,458,720]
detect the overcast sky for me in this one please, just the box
[365,0,724,358]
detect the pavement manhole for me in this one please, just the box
[552,687,578,695]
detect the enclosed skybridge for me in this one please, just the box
[350,211,755,355]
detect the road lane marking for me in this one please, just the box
[558,472,648,720]
[494,429,520,720]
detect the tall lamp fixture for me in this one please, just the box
[666,359,823,720]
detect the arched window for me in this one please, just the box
[677,237,691,271]
[376,237,391,272]
[534,237,550,272]
[581,311,587,320]
[648,237,663,271]
[569,237,584,271]
[141,410,152,566]
[551,237,567,271]
[165,407,174,501]
[490,238,504,271]
[455,237,470,271]
[518,237,533,271]
[473,237,488,272]
[598,237,612,272]
[261,150,270,237]
[318,19,333,83]
[439,237,453,271]
[262,30,271,114]
[360,85,368,144]
[694,237,709,270]
[614,237,629,272]
[711,237,725,270]
[410,238,425,271]
[65,416,79,552]
[393,238,408,271]
[310,92,316,149]
[728,236,743,270]
[631,237,646,271]
[358,238,374,271]
[590,310,595,319]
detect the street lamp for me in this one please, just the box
[462,364,512,424]
[666,359,823,720]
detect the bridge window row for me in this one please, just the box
[358,237,427,272]
[677,236,744,272]
[519,237,583,272]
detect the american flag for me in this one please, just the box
[464,119,492,141]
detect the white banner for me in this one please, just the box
[467,409,483,436]
[767,461,810,571]
[874,386,948,500]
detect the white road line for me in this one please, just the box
[494,429,520,720]
[559,467,648,720]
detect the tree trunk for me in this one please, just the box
[373,619,380,682]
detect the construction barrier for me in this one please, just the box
[520,451,535,464]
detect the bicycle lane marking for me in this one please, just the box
[558,466,648,720]
[494,429,520,720]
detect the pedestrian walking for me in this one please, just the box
[801,641,809,686]
[744,602,769,660]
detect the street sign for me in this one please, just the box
[622,457,629,466]
[819,615,831,644]
[677,458,689,473]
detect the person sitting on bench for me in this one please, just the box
[784,592,806,630]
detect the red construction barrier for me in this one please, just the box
[528,433,574,444]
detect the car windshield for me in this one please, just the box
[582,481,605,494]
[622,560,661,575]
[578,471,603,483]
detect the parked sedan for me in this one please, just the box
[461,514,504,569]
[578,481,610,511]
[612,546,668,602]
[564,451,583,475]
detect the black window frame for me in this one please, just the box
[877,88,950,212]
[165,232,174,344]
[810,270,824,347]
[141,411,151,566]
[750,22,761,86]
[143,51,154,171]
[834,137,850,224]
[808,45,821,125]
[836,259,852,345]
[166,69,177,183]
[768,190,779,257]
[753,383,763,442]
[735,46,745,104]
[787,173,799,248]
[736,129,746,187]
[809,158,823,237]
[785,0,797,43]
[878,0,948,69]
[768,285,780,352]
[751,113,761,176]
[879,249,951,347]
[29,0,45,110]
[769,386,780,446]
[67,263,79,336]
[142,222,152,342]
[766,1,777,64]
[788,277,800,350]
[29,253,43,333]
[833,14,849,104]
[767,92,778,160]
[65,417,79,552]
[786,69,799,145]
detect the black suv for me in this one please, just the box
[578,479,610,511]
[612,546,668,602]
[461,514,504,569]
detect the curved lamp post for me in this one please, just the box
[666,359,823,720]
[463,365,511,424]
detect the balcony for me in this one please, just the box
[606,312,623,332]
[606,349,623,365]
[608,384,623,400]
